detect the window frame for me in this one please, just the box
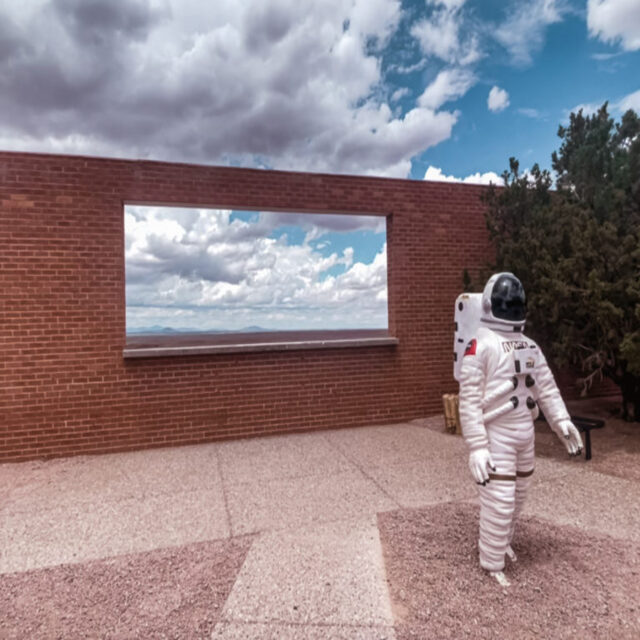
[122,202,395,358]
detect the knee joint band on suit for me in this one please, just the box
[487,468,534,481]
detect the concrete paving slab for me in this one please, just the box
[523,469,640,542]
[0,464,24,500]
[0,486,230,574]
[420,428,469,458]
[323,423,463,472]
[217,432,353,485]
[336,428,583,510]
[0,477,14,508]
[410,418,469,454]
[585,448,640,482]
[2,444,222,511]
[368,453,476,509]
[225,470,398,536]
[218,517,395,629]
[531,455,586,483]
[409,415,449,430]
[211,622,395,639]
[365,448,587,511]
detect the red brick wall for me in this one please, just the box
[1,151,494,461]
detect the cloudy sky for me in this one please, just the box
[2,0,638,331]
[125,206,387,331]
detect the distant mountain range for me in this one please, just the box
[127,325,271,335]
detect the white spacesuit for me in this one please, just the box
[457,273,583,583]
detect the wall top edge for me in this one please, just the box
[0,149,495,191]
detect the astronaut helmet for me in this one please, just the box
[481,272,527,331]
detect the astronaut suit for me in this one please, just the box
[457,273,583,582]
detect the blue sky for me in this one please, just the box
[2,1,638,330]
[400,1,640,180]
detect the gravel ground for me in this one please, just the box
[0,536,253,640]
[378,502,640,640]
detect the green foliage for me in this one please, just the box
[482,104,640,405]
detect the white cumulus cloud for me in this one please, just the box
[617,89,640,112]
[0,0,464,178]
[125,206,388,331]
[518,107,543,119]
[487,86,510,112]
[423,166,502,185]
[494,0,566,65]
[566,91,640,121]
[587,0,640,51]
[418,68,476,110]
[391,87,411,102]
[411,0,481,66]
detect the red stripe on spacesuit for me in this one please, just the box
[464,339,477,356]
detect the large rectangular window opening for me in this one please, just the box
[124,205,390,352]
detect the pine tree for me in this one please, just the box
[482,104,640,421]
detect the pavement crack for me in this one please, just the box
[321,434,403,509]
[214,446,235,538]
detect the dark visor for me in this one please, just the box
[490,276,526,322]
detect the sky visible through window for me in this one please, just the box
[125,206,387,334]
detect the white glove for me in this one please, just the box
[469,448,496,485]
[555,420,583,456]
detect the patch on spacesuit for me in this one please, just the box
[526,357,535,369]
[501,340,528,353]
[464,339,477,356]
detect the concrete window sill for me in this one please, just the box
[123,329,398,359]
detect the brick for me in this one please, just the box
[0,151,615,462]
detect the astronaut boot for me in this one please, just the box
[505,545,517,563]
[489,571,511,587]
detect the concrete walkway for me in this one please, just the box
[1,417,638,638]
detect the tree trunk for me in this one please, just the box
[621,371,640,422]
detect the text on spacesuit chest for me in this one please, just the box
[500,340,530,353]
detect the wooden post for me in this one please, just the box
[442,393,461,434]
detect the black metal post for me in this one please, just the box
[584,430,592,461]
